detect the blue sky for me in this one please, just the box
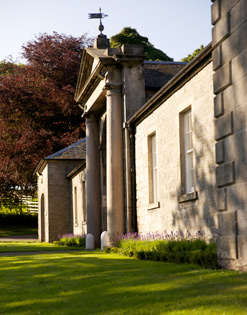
[1,0,212,62]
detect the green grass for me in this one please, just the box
[0,246,247,314]
[0,226,38,237]
[0,241,83,253]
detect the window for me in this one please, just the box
[74,186,78,226]
[183,109,194,193]
[148,133,158,203]
[82,180,87,222]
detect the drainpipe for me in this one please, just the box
[129,125,137,232]
[123,122,132,233]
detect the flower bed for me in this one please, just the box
[104,231,218,269]
[54,233,86,248]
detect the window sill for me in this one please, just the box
[148,201,160,210]
[178,191,198,203]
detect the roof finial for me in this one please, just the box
[88,7,108,35]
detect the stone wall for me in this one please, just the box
[47,160,82,242]
[212,0,247,270]
[135,62,217,239]
[71,169,87,236]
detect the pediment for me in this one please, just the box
[74,47,116,104]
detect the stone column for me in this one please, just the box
[105,84,124,247]
[85,115,101,247]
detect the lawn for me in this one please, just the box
[0,245,247,314]
[0,241,82,253]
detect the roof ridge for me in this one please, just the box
[144,61,187,65]
[45,138,86,160]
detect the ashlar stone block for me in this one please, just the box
[212,12,230,48]
[216,140,225,164]
[214,93,224,118]
[237,235,247,260]
[218,210,237,236]
[231,0,247,34]
[212,45,222,71]
[217,187,227,211]
[211,0,221,25]
[215,111,233,140]
[213,62,231,94]
[217,235,237,259]
[237,209,247,235]
[232,46,247,84]
[216,161,235,187]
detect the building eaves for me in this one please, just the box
[67,161,86,179]
[34,159,47,175]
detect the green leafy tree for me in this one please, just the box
[182,45,204,62]
[110,27,173,61]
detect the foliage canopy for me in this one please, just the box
[182,45,204,62]
[110,27,173,61]
[0,32,93,199]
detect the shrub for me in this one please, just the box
[55,234,86,248]
[0,212,37,227]
[107,231,219,269]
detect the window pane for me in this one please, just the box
[184,109,194,193]
[153,168,157,202]
[149,133,158,203]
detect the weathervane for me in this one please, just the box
[88,8,108,34]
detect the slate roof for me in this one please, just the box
[128,43,212,126]
[144,61,187,90]
[67,161,86,179]
[45,138,86,160]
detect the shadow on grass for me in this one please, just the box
[0,226,38,238]
[0,252,247,314]
[0,242,84,253]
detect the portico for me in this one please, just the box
[74,35,145,246]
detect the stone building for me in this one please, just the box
[129,44,216,239]
[36,139,86,242]
[37,1,247,270]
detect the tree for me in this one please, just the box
[0,32,93,199]
[181,45,204,62]
[110,27,173,61]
